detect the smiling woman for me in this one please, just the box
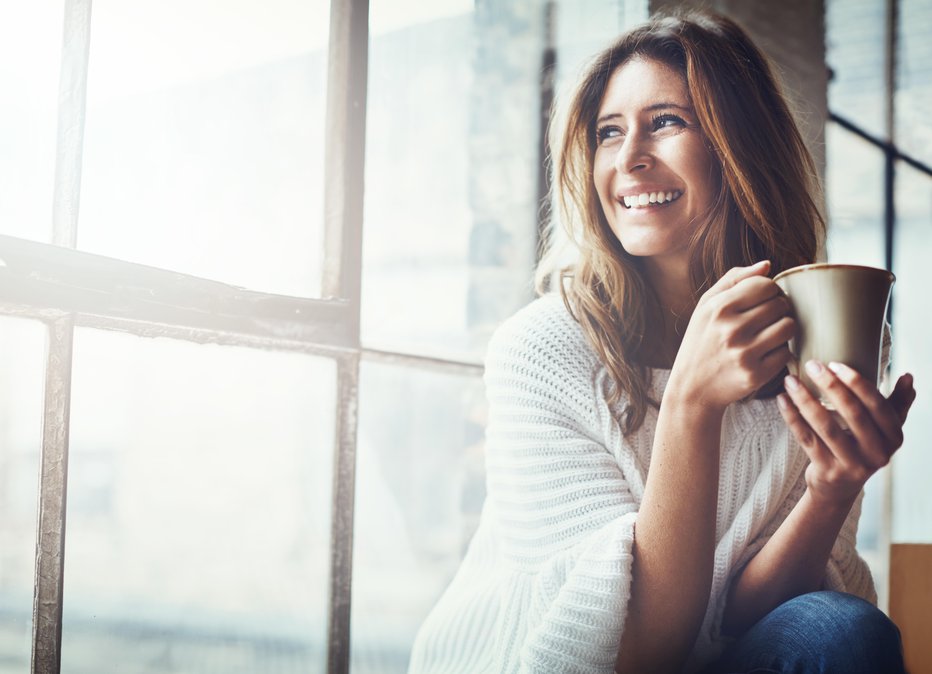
[408,10,914,674]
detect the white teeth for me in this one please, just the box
[622,190,683,209]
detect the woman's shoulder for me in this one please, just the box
[486,293,597,371]
[484,294,605,431]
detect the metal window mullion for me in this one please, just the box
[322,0,369,669]
[327,352,360,674]
[0,233,359,349]
[361,347,484,377]
[883,0,899,276]
[52,0,92,249]
[321,0,369,320]
[32,0,93,671]
[31,317,75,674]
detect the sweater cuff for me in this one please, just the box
[520,511,638,674]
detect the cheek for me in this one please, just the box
[689,148,719,197]
[592,156,614,204]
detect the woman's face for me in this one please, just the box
[592,57,717,276]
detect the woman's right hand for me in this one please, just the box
[669,260,795,412]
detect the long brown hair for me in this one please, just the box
[536,11,824,435]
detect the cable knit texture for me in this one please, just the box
[408,294,878,674]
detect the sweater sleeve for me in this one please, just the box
[483,300,640,673]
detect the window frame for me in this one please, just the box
[0,1,477,672]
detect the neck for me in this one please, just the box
[639,257,696,368]
[643,257,695,316]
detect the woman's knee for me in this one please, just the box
[767,591,903,672]
[712,591,905,674]
[784,591,898,640]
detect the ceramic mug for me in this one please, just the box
[773,263,894,407]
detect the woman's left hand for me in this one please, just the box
[777,360,916,507]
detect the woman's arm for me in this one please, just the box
[617,262,796,673]
[615,389,724,673]
[722,361,916,636]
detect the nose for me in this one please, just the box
[614,131,653,174]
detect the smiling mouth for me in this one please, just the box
[622,190,683,209]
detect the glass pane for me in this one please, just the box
[0,318,45,673]
[0,3,64,242]
[77,1,329,297]
[351,361,486,674]
[891,164,932,543]
[362,0,628,362]
[555,0,640,95]
[896,0,932,167]
[826,0,887,138]
[63,329,336,673]
[825,123,886,268]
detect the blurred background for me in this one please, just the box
[0,0,929,672]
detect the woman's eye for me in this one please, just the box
[596,125,622,145]
[652,113,686,131]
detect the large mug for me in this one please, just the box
[773,263,895,408]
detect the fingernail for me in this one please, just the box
[785,375,800,391]
[776,393,789,411]
[827,362,850,378]
[805,360,824,377]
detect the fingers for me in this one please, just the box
[783,372,876,472]
[713,271,788,324]
[776,391,833,466]
[748,312,795,354]
[736,289,791,330]
[758,342,792,378]
[822,362,907,455]
[709,260,771,297]
[804,362,893,469]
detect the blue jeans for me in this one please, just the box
[702,591,905,674]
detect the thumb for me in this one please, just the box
[888,373,916,424]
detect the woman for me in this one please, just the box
[409,11,916,674]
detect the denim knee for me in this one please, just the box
[709,591,905,674]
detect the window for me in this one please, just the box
[0,0,642,671]
[826,0,932,609]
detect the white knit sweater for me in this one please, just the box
[408,294,876,674]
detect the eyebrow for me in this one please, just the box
[596,102,692,124]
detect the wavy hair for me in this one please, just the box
[536,11,824,435]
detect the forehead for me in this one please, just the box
[597,57,690,117]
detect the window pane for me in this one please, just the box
[825,124,886,268]
[0,3,64,243]
[891,164,932,543]
[362,0,635,362]
[362,2,505,362]
[351,361,486,673]
[0,318,45,673]
[77,1,329,297]
[896,0,932,166]
[826,0,887,138]
[63,330,336,673]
